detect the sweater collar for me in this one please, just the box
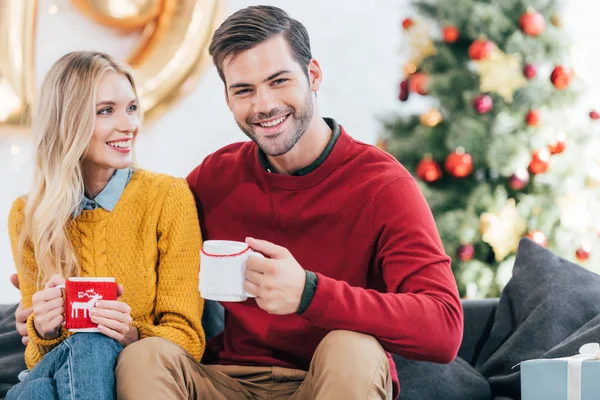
[256,118,352,191]
[257,117,341,176]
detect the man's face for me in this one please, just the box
[222,35,319,156]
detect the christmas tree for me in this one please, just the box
[381,0,600,297]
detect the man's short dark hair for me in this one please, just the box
[209,5,312,83]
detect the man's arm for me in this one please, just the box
[246,177,464,364]
[10,273,30,346]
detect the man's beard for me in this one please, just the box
[237,90,314,157]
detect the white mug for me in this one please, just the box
[199,240,264,302]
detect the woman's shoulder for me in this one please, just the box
[132,169,188,187]
[130,169,192,199]
[9,195,27,215]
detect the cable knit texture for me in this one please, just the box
[8,169,205,369]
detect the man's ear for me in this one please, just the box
[307,59,322,92]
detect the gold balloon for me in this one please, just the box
[0,0,36,131]
[70,0,162,31]
[0,0,223,130]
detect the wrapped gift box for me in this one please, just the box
[521,343,600,400]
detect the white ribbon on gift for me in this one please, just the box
[551,343,600,400]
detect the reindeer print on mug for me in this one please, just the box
[71,289,103,318]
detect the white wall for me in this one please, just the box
[0,0,406,303]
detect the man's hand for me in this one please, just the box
[244,237,306,315]
[11,273,31,346]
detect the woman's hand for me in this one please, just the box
[91,284,138,346]
[32,274,66,340]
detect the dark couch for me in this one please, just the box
[0,298,500,399]
[3,238,600,399]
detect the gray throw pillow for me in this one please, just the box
[475,238,600,399]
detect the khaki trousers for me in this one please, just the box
[116,330,393,399]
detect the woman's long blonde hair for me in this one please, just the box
[18,51,140,288]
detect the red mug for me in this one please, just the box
[57,277,118,332]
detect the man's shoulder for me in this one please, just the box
[344,134,413,183]
[187,141,255,188]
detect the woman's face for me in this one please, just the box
[83,71,140,172]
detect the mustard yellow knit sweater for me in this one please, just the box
[8,169,205,369]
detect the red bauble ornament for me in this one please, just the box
[526,110,540,126]
[519,9,546,36]
[590,110,600,120]
[576,245,591,261]
[473,94,493,114]
[523,64,537,80]
[509,168,530,190]
[442,26,459,43]
[469,39,496,60]
[548,132,567,155]
[416,157,442,183]
[457,244,475,262]
[550,66,572,90]
[445,148,473,178]
[402,18,414,30]
[399,79,409,102]
[528,149,551,174]
[408,72,429,95]
[526,231,547,247]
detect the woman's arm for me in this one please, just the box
[130,179,206,360]
[8,198,70,369]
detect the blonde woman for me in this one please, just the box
[6,51,204,400]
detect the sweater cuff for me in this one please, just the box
[299,273,336,323]
[131,321,153,340]
[297,271,318,315]
[27,313,69,346]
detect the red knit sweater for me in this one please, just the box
[187,125,463,398]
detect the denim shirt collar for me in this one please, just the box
[73,168,131,218]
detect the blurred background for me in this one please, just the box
[1,0,599,303]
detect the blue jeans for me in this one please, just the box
[6,333,122,400]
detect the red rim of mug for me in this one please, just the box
[201,246,252,258]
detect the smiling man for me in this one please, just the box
[115,5,464,399]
